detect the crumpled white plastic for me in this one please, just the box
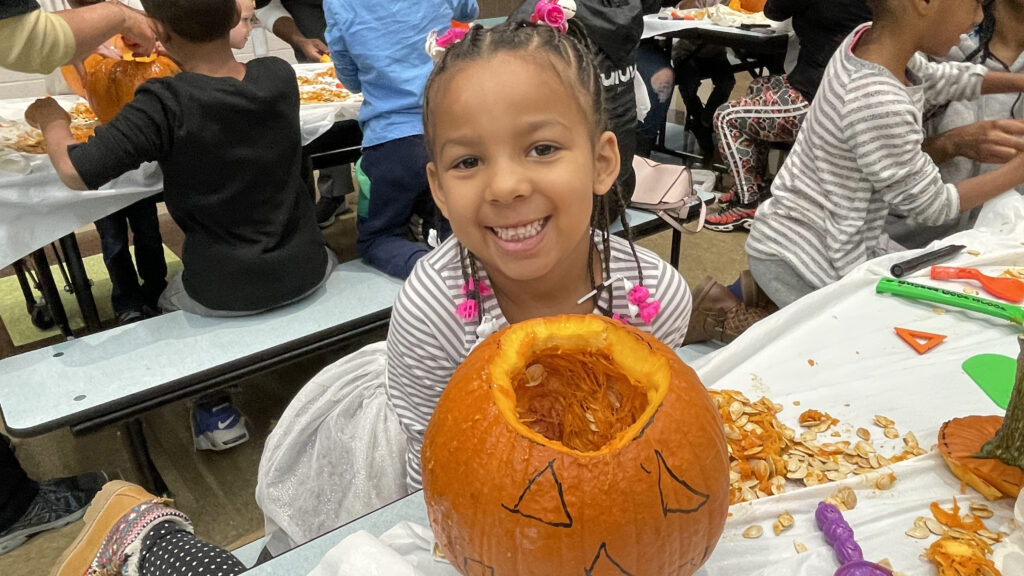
[306,522,455,576]
[705,5,771,27]
[0,150,30,175]
[993,490,1024,576]
[256,342,410,557]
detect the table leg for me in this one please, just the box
[671,229,682,269]
[30,247,73,338]
[125,419,170,496]
[58,233,102,333]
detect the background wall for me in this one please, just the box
[0,0,523,100]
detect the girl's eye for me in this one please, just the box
[530,144,558,157]
[454,157,479,170]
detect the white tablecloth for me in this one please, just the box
[298,193,1024,576]
[642,12,789,40]
[0,63,361,270]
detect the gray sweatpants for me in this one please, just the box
[747,254,817,308]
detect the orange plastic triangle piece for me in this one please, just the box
[894,327,946,354]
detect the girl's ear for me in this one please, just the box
[427,161,451,218]
[592,130,620,197]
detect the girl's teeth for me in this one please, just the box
[492,219,544,241]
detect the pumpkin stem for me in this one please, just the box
[978,334,1024,471]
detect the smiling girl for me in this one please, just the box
[386,20,694,491]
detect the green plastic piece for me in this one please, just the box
[963,354,1017,409]
[876,278,1024,325]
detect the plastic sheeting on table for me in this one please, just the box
[0,73,361,270]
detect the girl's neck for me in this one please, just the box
[169,39,246,79]
[487,235,602,324]
[989,2,1024,67]
[851,23,918,85]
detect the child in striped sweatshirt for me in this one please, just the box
[745,0,1024,307]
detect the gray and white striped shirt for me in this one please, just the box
[385,232,692,490]
[746,24,985,288]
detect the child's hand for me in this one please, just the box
[949,119,1024,164]
[25,98,71,131]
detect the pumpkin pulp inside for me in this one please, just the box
[489,316,671,456]
[513,352,648,452]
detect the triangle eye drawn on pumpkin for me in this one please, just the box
[463,557,495,576]
[585,542,636,576]
[501,459,573,528]
[655,450,710,516]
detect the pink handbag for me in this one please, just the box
[629,156,706,233]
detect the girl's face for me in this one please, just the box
[922,0,985,56]
[427,53,619,287]
[230,1,256,50]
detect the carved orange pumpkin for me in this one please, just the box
[422,314,730,576]
[82,40,179,123]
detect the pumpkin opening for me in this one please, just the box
[513,351,649,452]
[489,315,671,456]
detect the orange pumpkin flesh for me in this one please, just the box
[83,41,179,124]
[938,416,1024,501]
[422,315,730,576]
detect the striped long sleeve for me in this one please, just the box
[746,24,983,288]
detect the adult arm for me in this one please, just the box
[257,0,328,61]
[56,1,156,62]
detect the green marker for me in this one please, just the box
[876,277,1024,325]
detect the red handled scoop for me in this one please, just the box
[930,266,1024,303]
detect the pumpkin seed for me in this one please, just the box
[742,525,763,539]
[877,559,893,569]
[884,427,899,439]
[524,364,545,387]
[875,473,895,490]
[778,511,794,528]
[977,529,1001,543]
[905,526,929,539]
[856,428,871,440]
[914,516,929,529]
[793,541,807,554]
[967,249,981,256]
[970,503,994,518]
[729,401,744,421]
[904,431,919,449]
[873,415,895,428]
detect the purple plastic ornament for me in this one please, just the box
[815,502,894,576]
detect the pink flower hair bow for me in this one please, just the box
[530,0,576,34]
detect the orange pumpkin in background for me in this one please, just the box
[421,315,730,576]
[76,37,179,123]
[729,0,768,12]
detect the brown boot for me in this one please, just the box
[684,275,770,345]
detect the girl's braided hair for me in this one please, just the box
[423,21,645,323]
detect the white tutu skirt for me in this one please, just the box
[255,341,409,556]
